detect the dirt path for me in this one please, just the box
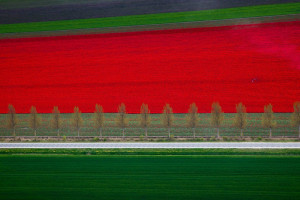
[1,142,300,148]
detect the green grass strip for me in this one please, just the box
[0,3,299,34]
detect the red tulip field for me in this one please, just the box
[0,21,299,113]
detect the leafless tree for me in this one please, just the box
[71,106,83,137]
[211,102,224,138]
[161,104,174,138]
[291,102,300,138]
[140,103,151,137]
[116,103,128,138]
[93,104,105,137]
[29,106,41,138]
[234,103,247,137]
[262,104,276,138]
[6,104,18,139]
[50,106,62,136]
[186,103,199,138]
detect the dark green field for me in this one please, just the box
[1,3,299,34]
[0,113,298,138]
[0,149,300,199]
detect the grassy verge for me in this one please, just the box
[1,148,300,155]
[0,152,300,200]
[0,3,299,34]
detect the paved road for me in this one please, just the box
[1,142,300,149]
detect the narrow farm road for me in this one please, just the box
[0,142,300,149]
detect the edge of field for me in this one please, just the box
[1,14,299,39]
[1,148,300,155]
[0,2,299,38]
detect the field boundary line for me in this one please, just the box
[1,14,299,39]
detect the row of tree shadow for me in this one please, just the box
[5,102,300,139]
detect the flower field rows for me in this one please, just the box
[0,21,299,113]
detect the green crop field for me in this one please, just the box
[0,150,300,200]
[0,113,298,138]
[0,3,299,34]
